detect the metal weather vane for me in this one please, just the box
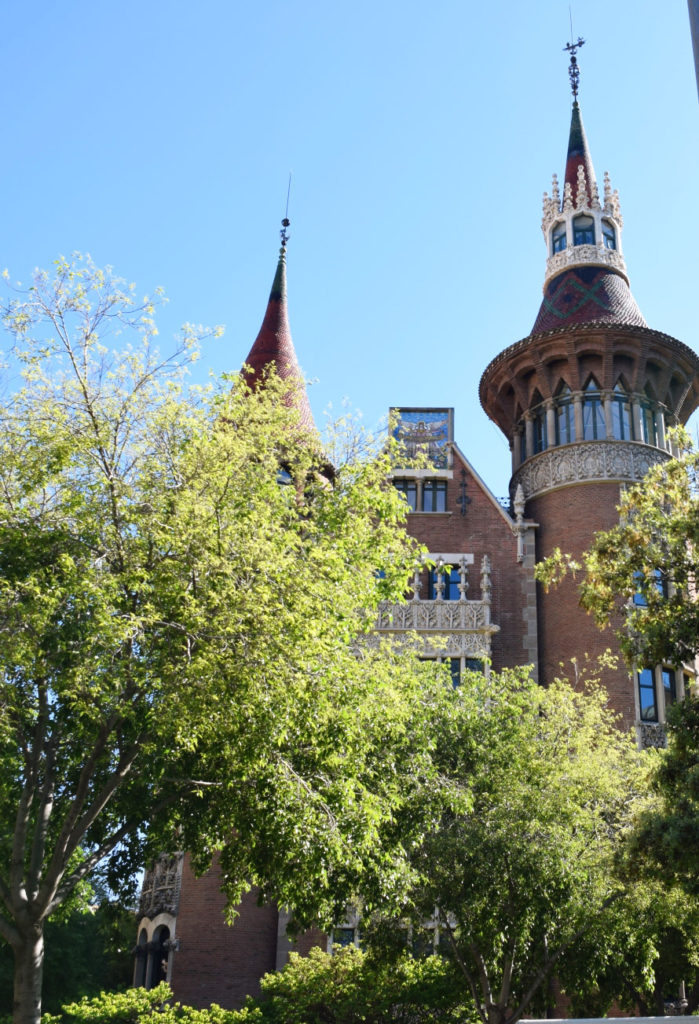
[564,36,585,99]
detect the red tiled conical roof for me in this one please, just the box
[531,265,646,335]
[243,246,316,431]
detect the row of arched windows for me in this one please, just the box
[520,380,664,463]
[551,216,617,255]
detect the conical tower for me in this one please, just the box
[480,46,699,739]
[242,219,316,432]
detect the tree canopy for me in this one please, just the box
[536,432,699,669]
[362,666,654,1024]
[0,257,439,1024]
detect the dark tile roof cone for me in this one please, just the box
[243,234,316,433]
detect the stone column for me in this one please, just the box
[573,391,583,441]
[512,426,523,471]
[656,407,667,450]
[545,400,556,448]
[631,398,643,441]
[601,390,614,439]
[524,413,534,460]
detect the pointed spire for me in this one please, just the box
[564,101,597,206]
[242,222,316,432]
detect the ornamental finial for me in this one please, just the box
[563,36,585,99]
[280,172,292,249]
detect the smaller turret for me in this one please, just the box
[242,219,316,432]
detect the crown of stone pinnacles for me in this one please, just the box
[540,101,627,288]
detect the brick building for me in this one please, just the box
[133,80,699,1008]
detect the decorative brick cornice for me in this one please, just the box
[481,323,697,391]
[511,441,670,500]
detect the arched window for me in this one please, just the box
[602,219,616,250]
[532,405,547,454]
[148,926,170,989]
[551,222,567,254]
[555,385,575,445]
[573,214,595,245]
[134,929,148,988]
[611,383,634,440]
[582,379,605,440]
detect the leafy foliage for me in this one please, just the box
[535,430,699,668]
[364,666,653,1024]
[36,948,468,1024]
[0,257,438,1022]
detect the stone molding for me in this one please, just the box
[511,441,670,500]
[375,599,499,659]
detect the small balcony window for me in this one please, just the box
[602,220,616,250]
[552,222,567,254]
[428,566,461,601]
[573,214,595,245]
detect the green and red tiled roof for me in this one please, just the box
[531,265,646,334]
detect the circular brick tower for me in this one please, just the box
[480,86,699,729]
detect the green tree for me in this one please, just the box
[365,667,653,1024]
[0,258,436,1024]
[535,436,699,895]
[536,432,699,668]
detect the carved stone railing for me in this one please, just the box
[375,598,498,658]
[638,721,667,750]
[138,852,184,919]
[376,555,498,659]
[512,441,670,501]
[544,243,627,284]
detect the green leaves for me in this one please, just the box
[0,257,436,1023]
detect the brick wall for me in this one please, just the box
[171,855,279,1009]
[529,480,636,727]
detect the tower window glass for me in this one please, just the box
[533,407,548,454]
[582,380,605,440]
[573,214,595,245]
[611,384,634,440]
[555,386,575,445]
[640,402,659,446]
[552,222,567,254]
[602,219,616,250]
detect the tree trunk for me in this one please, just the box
[13,926,44,1024]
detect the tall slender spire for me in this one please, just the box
[563,101,597,207]
[242,221,316,431]
[531,42,645,335]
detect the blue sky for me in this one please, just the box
[1,0,697,498]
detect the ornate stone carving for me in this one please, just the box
[377,600,492,633]
[544,243,626,284]
[638,722,667,750]
[512,441,670,500]
[138,852,184,920]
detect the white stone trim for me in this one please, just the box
[512,441,670,500]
